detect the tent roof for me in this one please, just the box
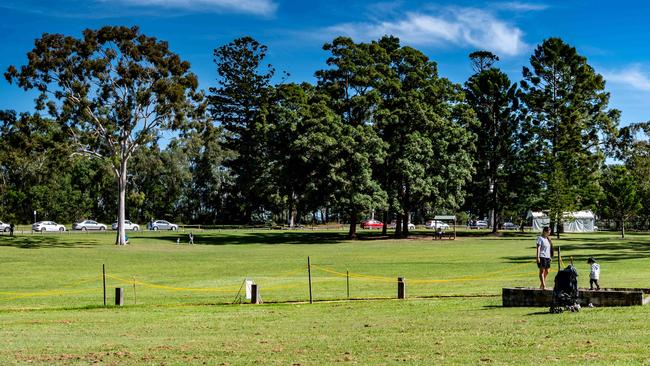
[434,215,456,221]
[565,210,595,219]
[527,210,595,219]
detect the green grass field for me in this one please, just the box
[2,229,650,365]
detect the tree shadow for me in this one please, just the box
[0,235,97,249]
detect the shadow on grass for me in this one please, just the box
[155,230,366,246]
[0,235,97,249]
[503,234,650,263]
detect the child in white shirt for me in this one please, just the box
[587,257,600,290]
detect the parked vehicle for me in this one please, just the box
[32,221,66,232]
[503,222,519,230]
[148,220,178,231]
[360,219,383,229]
[72,220,107,231]
[112,220,140,231]
[425,220,450,230]
[388,221,416,230]
[0,221,10,232]
[468,220,488,229]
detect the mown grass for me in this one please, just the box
[1,229,650,365]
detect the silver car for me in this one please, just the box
[148,220,178,231]
[32,221,66,232]
[0,221,10,232]
[72,220,107,231]
[112,220,140,231]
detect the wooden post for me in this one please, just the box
[132,277,137,305]
[346,270,350,299]
[557,247,562,271]
[102,264,106,307]
[115,287,124,306]
[308,256,313,304]
[397,277,406,299]
[251,284,259,304]
[453,219,457,240]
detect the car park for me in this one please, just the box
[388,221,416,230]
[112,220,140,231]
[72,220,107,231]
[32,221,66,232]
[360,219,383,229]
[425,220,450,230]
[0,221,10,232]
[148,220,178,231]
[468,220,488,229]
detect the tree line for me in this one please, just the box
[0,26,646,239]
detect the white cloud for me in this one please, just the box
[493,2,549,11]
[104,0,277,16]
[603,65,650,91]
[324,7,528,56]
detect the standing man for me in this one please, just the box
[536,226,554,289]
[9,223,15,236]
[188,232,194,245]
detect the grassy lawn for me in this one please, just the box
[2,229,650,364]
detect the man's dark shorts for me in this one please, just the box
[538,257,551,269]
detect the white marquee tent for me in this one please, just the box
[527,210,597,233]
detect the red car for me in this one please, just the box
[360,219,384,229]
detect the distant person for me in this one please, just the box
[176,238,180,245]
[189,232,194,245]
[125,234,129,245]
[9,223,15,236]
[587,257,600,290]
[435,226,444,240]
[536,226,553,290]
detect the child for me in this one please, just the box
[587,257,600,290]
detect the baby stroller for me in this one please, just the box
[549,264,579,313]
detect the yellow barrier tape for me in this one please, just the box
[311,261,537,285]
[106,274,239,293]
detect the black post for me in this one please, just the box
[557,247,561,271]
[346,270,350,299]
[133,277,137,305]
[397,277,406,299]
[251,284,259,304]
[115,287,124,306]
[102,264,106,307]
[308,256,313,304]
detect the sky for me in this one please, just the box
[1,0,650,127]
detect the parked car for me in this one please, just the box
[148,220,178,231]
[32,221,66,232]
[111,220,140,231]
[360,219,383,229]
[72,220,107,231]
[0,221,10,232]
[503,222,519,230]
[468,220,488,229]
[425,220,450,230]
[388,221,416,230]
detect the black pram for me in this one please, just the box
[550,264,579,313]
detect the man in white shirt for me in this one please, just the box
[536,226,553,289]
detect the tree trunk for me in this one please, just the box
[395,217,402,238]
[348,210,357,239]
[491,187,498,234]
[402,210,409,238]
[381,210,388,236]
[116,159,128,245]
[621,218,625,239]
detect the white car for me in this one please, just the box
[73,220,107,231]
[503,222,519,230]
[148,220,178,231]
[0,221,10,232]
[468,220,489,229]
[425,220,450,230]
[32,221,66,232]
[112,220,140,231]
[388,221,416,230]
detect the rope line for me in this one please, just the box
[106,274,239,293]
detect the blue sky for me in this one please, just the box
[1,0,650,127]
